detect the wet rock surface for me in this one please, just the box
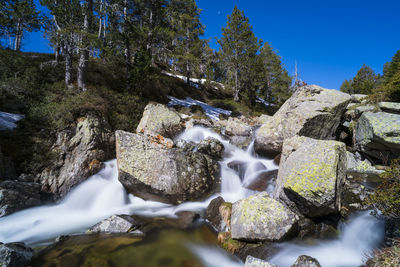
[245,255,278,267]
[291,255,321,267]
[0,242,33,267]
[0,180,41,217]
[89,215,141,234]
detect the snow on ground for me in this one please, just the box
[255,96,275,107]
[0,111,24,131]
[162,71,225,89]
[168,96,231,121]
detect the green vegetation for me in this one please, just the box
[341,50,400,103]
[367,159,400,219]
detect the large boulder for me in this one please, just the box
[225,117,252,136]
[274,136,347,218]
[0,242,33,267]
[254,85,351,157]
[39,113,114,198]
[0,180,41,217]
[116,130,220,204]
[205,197,231,232]
[355,111,400,160]
[231,192,299,242]
[136,103,182,138]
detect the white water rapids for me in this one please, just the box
[0,126,384,266]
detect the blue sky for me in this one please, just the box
[24,0,400,89]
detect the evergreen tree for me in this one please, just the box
[218,5,260,102]
[340,79,353,94]
[351,64,378,94]
[257,42,292,105]
[168,0,205,83]
[380,50,400,101]
[3,0,41,51]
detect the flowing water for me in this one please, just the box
[0,126,384,266]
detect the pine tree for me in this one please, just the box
[380,50,400,101]
[257,42,291,105]
[340,79,353,94]
[4,0,41,51]
[218,5,260,102]
[168,0,205,83]
[351,64,378,94]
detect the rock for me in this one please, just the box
[227,160,247,180]
[275,136,347,218]
[0,180,41,217]
[228,135,253,149]
[292,255,321,267]
[355,112,400,160]
[116,130,220,204]
[205,197,231,232]
[136,103,182,138]
[39,113,114,198]
[231,192,299,242]
[245,255,278,267]
[89,215,140,233]
[355,104,377,114]
[346,151,384,182]
[196,137,224,160]
[225,117,252,136]
[244,169,278,192]
[378,102,400,114]
[351,94,368,103]
[258,114,272,125]
[255,85,351,157]
[0,242,33,267]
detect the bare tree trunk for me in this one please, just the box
[65,43,72,87]
[78,0,93,91]
[234,69,239,102]
[14,19,22,51]
[147,8,153,63]
[123,0,131,90]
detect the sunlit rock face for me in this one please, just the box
[274,136,347,218]
[136,103,183,138]
[355,111,400,160]
[116,130,220,204]
[39,113,114,198]
[254,85,351,157]
[231,192,299,242]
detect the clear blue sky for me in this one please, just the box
[24,0,400,89]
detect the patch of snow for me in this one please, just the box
[162,71,225,89]
[168,96,231,121]
[0,111,24,131]
[255,96,275,107]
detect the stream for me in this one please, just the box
[0,126,384,266]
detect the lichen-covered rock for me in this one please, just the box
[39,113,114,198]
[355,112,400,160]
[275,136,346,218]
[196,137,224,160]
[291,255,321,267]
[0,242,33,267]
[116,130,220,204]
[231,192,299,242]
[0,180,41,217]
[205,197,231,232]
[225,117,252,136]
[346,151,383,180]
[136,103,182,138]
[245,255,278,267]
[89,215,140,233]
[254,85,351,156]
[378,102,400,114]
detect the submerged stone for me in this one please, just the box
[245,255,278,267]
